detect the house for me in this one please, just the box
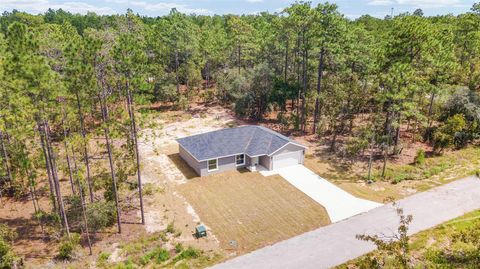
[176,125,306,176]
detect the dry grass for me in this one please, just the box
[178,169,331,254]
[304,145,480,203]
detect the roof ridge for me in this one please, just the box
[244,126,257,154]
[176,125,251,141]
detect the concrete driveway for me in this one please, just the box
[210,176,480,269]
[261,165,382,222]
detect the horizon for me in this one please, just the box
[0,0,478,19]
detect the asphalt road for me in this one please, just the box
[210,176,480,269]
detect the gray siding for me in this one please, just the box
[259,155,272,170]
[179,145,201,176]
[199,154,248,176]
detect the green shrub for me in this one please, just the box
[87,201,117,233]
[57,233,81,260]
[174,246,201,262]
[175,243,184,253]
[97,252,111,267]
[414,149,426,165]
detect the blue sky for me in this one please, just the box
[0,0,477,18]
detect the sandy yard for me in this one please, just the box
[177,170,331,255]
[137,105,239,254]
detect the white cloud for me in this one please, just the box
[0,0,117,14]
[368,0,463,8]
[246,0,264,3]
[368,0,394,5]
[129,1,210,14]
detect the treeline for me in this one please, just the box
[0,1,479,259]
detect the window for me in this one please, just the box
[236,154,245,166]
[207,159,218,172]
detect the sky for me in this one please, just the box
[0,0,477,19]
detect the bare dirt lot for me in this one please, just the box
[177,169,331,255]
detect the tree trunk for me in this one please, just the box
[237,44,241,74]
[367,133,375,182]
[284,38,289,82]
[427,91,436,128]
[75,92,94,203]
[206,59,210,89]
[382,144,388,178]
[38,122,57,212]
[99,91,122,234]
[175,50,180,95]
[0,131,13,186]
[126,80,145,225]
[44,120,70,237]
[313,47,325,134]
[71,147,92,255]
[300,31,308,133]
[61,109,76,195]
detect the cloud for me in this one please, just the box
[246,0,264,3]
[368,0,463,8]
[368,0,394,5]
[129,1,210,14]
[396,0,462,8]
[0,0,116,14]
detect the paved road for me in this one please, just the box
[260,165,382,222]
[211,176,480,269]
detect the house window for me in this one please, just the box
[207,159,218,172]
[236,154,245,166]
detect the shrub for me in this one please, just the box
[57,233,81,260]
[174,246,201,262]
[145,247,170,264]
[414,149,426,165]
[87,201,117,234]
[97,252,111,267]
[175,243,184,253]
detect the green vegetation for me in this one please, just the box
[0,224,19,269]
[339,210,480,268]
[57,233,81,260]
[0,2,479,267]
[374,146,480,184]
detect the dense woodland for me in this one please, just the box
[0,1,480,266]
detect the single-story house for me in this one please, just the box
[176,125,306,176]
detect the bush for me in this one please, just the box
[97,252,111,267]
[175,243,184,253]
[174,246,201,262]
[145,247,170,264]
[433,114,467,152]
[57,233,81,260]
[87,201,117,234]
[414,149,426,165]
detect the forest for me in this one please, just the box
[0,1,479,267]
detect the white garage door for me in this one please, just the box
[272,151,302,170]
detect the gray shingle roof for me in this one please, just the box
[176,125,305,161]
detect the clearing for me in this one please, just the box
[177,169,331,255]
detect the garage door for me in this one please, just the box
[272,151,302,170]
